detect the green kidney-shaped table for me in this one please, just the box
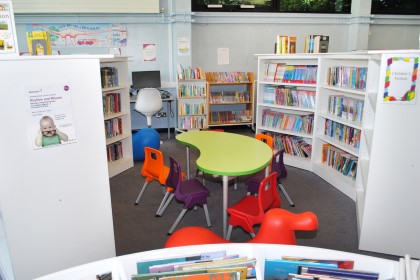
[176,130,273,238]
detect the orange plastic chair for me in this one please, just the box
[256,133,274,150]
[226,172,281,240]
[164,208,318,248]
[135,147,180,216]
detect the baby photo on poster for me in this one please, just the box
[26,83,77,150]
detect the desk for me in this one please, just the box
[176,131,272,238]
[130,95,174,139]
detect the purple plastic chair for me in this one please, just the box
[163,157,211,235]
[246,149,295,207]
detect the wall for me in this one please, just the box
[191,16,350,74]
[11,0,420,130]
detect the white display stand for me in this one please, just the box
[0,55,116,280]
[35,243,420,280]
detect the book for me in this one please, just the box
[136,251,227,274]
[304,34,329,53]
[319,36,329,53]
[275,35,297,54]
[281,256,354,269]
[26,30,52,55]
[264,259,337,280]
[288,37,297,54]
[159,271,239,280]
[298,265,379,280]
[131,269,208,280]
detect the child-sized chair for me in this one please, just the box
[163,157,212,235]
[227,172,281,240]
[135,147,183,216]
[164,208,318,248]
[251,135,295,207]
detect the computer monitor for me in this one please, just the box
[131,70,161,90]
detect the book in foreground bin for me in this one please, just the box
[281,256,354,269]
[264,259,338,280]
[298,265,379,280]
[136,250,227,274]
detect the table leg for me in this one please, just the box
[223,175,229,239]
[167,101,171,139]
[186,146,190,179]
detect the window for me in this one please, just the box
[371,0,420,15]
[192,0,351,13]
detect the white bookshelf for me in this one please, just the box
[255,54,320,171]
[100,56,134,178]
[177,78,208,131]
[255,51,420,259]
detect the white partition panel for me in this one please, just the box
[0,55,116,280]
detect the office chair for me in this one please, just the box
[252,134,295,207]
[134,88,163,127]
[165,208,318,248]
[163,157,211,235]
[226,172,281,240]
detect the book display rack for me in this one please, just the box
[35,243,420,280]
[256,51,420,258]
[100,56,133,178]
[206,72,254,127]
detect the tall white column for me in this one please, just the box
[348,0,373,51]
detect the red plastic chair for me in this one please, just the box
[135,147,183,216]
[251,134,295,207]
[163,157,211,235]
[164,208,318,248]
[226,172,281,240]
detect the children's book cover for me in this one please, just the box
[264,259,337,280]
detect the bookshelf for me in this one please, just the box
[176,66,208,131]
[256,51,420,259]
[255,55,319,171]
[206,72,254,127]
[100,56,134,178]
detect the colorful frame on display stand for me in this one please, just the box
[0,1,19,57]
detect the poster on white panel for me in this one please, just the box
[383,56,418,104]
[26,83,77,150]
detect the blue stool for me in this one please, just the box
[132,128,160,161]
